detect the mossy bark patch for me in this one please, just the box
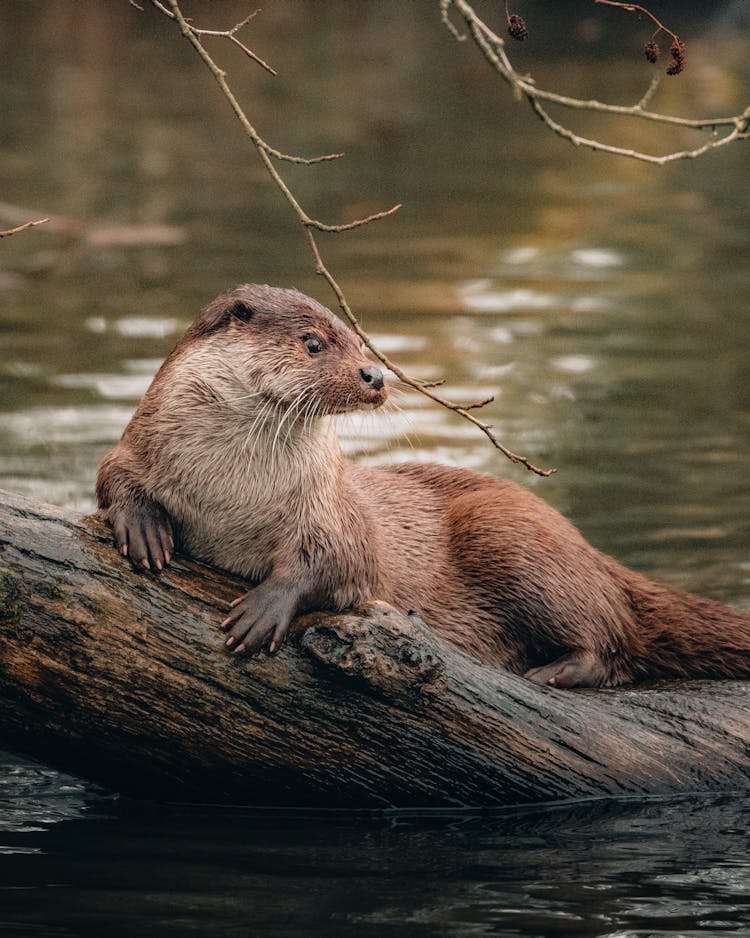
[0,573,23,634]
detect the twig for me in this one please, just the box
[152,0,554,476]
[262,144,345,165]
[306,204,403,234]
[154,2,401,237]
[636,74,661,111]
[0,217,49,238]
[187,11,277,77]
[440,0,465,41]
[595,0,686,75]
[305,231,554,476]
[530,97,744,165]
[150,2,276,76]
[594,1,678,43]
[444,0,750,163]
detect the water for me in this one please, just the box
[1,1,749,934]
[1,755,749,938]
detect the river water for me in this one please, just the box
[1,1,749,935]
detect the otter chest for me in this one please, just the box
[149,450,334,580]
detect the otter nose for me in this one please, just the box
[359,364,384,391]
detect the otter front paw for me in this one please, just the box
[220,584,296,656]
[109,499,174,572]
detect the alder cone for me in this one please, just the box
[644,40,660,64]
[507,14,528,42]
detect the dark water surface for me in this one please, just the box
[2,755,750,938]
[1,1,750,934]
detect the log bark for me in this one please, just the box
[0,488,748,808]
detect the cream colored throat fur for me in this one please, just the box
[140,344,345,582]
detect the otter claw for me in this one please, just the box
[221,585,295,657]
[109,499,174,574]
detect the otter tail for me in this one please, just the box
[612,563,750,681]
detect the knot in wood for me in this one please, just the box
[299,601,445,701]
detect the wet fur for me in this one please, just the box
[97,284,750,688]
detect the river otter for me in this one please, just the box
[96,284,750,688]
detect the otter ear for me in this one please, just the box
[191,293,256,337]
[228,301,253,323]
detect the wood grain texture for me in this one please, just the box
[1,489,748,807]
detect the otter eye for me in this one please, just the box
[303,335,325,355]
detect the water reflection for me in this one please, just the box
[0,754,106,843]
[1,766,748,937]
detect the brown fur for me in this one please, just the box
[97,284,750,688]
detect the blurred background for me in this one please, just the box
[1,3,749,934]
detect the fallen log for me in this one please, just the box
[0,488,748,807]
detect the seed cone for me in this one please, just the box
[507,13,528,42]
[666,38,686,75]
[644,40,660,64]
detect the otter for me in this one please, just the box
[96,284,750,688]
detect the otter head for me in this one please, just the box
[181,284,388,418]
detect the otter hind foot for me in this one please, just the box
[110,499,174,572]
[524,650,609,689]
[221,581,297,656]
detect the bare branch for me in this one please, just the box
[594,1,686,75]
[530,97,746,165]
[305,203,402,233]
[440,0,466,41]
[636,74,661,110]
[262,144,344,165]
[445,0,750,162]
[305,230,555,476]
[0,217,49,238]
[594,1,678,43]
[190,11,277,77]
[149,2,276,76]
[464,396,496,410]
[154,0,555,475]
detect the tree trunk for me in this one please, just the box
[0,489,748,808]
